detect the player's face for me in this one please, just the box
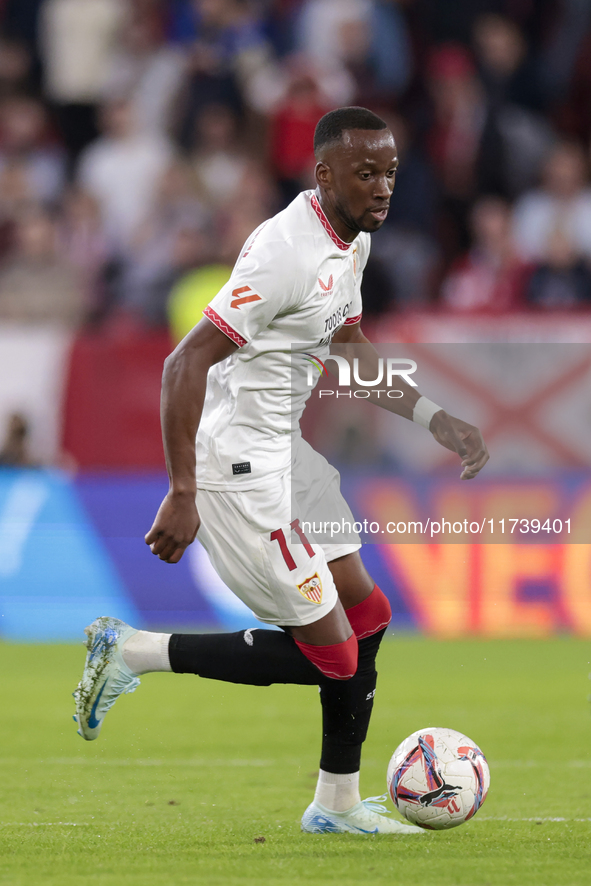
[316,130,398,238]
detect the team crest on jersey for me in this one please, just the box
[318,275,333,295]
[297,573,323,604]
[352,247,358,277]
[230,285,262,309]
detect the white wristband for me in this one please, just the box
[413,396,442,429]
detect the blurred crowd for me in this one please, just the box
[0,0,591,334]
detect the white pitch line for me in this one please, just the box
[41,758,272,768]
[476,817,591,823]
[0,822,90,827]
[2,818,589,827]
[1,759,587,768]
[3,759,590,771]
[490,761,591,768]
[0,758,272,768]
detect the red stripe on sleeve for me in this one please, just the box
[204,306,248,348]
[344,313,362,326]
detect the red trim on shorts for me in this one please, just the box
[204,306,247,348]
[345,585,392,640]
[295,633,358,680]
[311,194,353,252]
[344,313,362,326]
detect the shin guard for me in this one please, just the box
[319,628,386,774]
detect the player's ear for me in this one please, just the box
[314,161,332,189]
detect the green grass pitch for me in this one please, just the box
[0,637,590,886]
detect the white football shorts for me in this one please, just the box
[196,447,361,627]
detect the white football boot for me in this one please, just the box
[73,616,141,741]
[301,795,426,835]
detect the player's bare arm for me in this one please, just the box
[331,321,489,480]
[145,318,237,563]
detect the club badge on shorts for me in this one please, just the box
[297,573,323,604]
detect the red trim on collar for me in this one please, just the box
[311,194,352,251]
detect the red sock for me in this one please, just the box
[345,585,392,640]
[295,633,358,680]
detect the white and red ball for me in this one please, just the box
[387,727,490,830]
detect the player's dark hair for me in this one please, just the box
[314,107,388,155]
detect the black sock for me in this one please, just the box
[169,628,321,686]
[169,626,387,776]
[318,629,386,774]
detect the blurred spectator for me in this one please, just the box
[0,95,66,204]
[513,141,591,262]
[0,205,85,326]
[474,14,545,113]
[426,45,485,203]
[2,0,44,77]
[268,69,329,204]
[295,0,412,103]
[174,0,269,147]
[557,27,591,144]
[369,113,440,306]
[216,160,278,263]
[78,98,174,253]
[425,44,485,258]
[295,0,370,71]
[381,113,438,235]
[58,186,108,313]
[442,196,530,312]
[39,0,125,159]
[115,161,209,325]
[191,0,269,71]
[190,104,250,208]
[178,0,269,63]
[540,0,591,106]
[0,162,30,254]
[263,0,302,58]
[415,0,495,45]
[366,0,413,99]
[0,412,32,466]
[102,6,187,136]
[245,50,353,122]
[0,0,583,331]
[0,38,34,99]
[526,230,591,310]
[474,14,554,198]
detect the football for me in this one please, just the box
[387,727,490,830]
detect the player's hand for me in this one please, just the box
[429,411,489,480]
[144,490,200,563]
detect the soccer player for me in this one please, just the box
[73,107,489,835]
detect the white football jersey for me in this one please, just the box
[196,189,370,490]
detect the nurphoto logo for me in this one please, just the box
[304,353,418,399]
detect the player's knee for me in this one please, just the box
[345,584,391,640]
[295,633,358,681]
